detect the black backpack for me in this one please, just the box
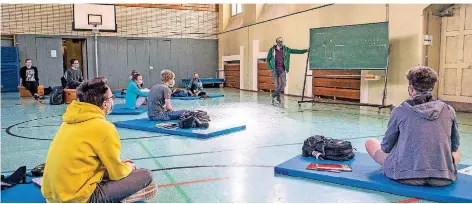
[1,166,28,191]
[49,86,64,105]
[178,110,210,129]
[44,86,53,95]
[302,135,355,161]
[31,163,45,177]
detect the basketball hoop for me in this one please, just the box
[90,22,100,34]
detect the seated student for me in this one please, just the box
[148,70,187,121]
[187,72,205,96]
[41,77,157,203]
[122,70,140,95]
[125,73,148,109]
[64,59,84,89]
[171,88,189,97]
[19,58,44,100]
[365,66,460,187]
[129,70,138,81]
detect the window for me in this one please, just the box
[231,3,242,16]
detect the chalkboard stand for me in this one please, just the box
[298,50,394,113]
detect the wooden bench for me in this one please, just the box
[19,85,44,97]
[64,89,77,104]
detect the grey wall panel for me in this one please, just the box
[156,40,171,86]
[35,38,62,87]
[136,40,150,89]
[186,39,197,81]
[149,40,159,86]
[25,37,37,66]
[187,39,218,79]
[170,38,188,87]
[126,39,150,88]
[97,37,111,87]
[16,35,27,66]
[35,39,48,85]
[201,39,218,79]
[107,38,119,89]
[117,38,128,89]
[16,35,38,67]
[48,39,63,87]
[86,37,95,79]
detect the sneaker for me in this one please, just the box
[271,94,276,104]
[33,95,39,100]
[38,95,45,100]
[120,183,157,203]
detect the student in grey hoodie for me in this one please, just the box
[365,66,460,187]
[65,59,84,89]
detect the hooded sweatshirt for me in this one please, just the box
[381,93,460,181]
[41,101,132,203]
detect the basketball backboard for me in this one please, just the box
[73,4,117,32]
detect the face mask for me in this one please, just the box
[74,64,80,69]
[105,100,114,116]
[167,80,175,88]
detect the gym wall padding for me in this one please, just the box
[1,47,20,92]
[16,35,218,90]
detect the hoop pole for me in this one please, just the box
[94,32,99,77]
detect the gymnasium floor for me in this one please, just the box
[1,88,471,203]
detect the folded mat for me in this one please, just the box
[171,94,224,100]
[110,104,147,115]
[274,152,472,203]
[114,118,245,139]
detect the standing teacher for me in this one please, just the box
[266,37,308,104]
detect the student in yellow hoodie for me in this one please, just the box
[41,77,157,203]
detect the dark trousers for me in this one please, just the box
[67,81,81,89]
[87,168,153,203]
[22,81,39,96]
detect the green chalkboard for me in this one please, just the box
[309,22,389,70]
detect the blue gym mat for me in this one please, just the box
[112,90,126,98]
[181,78,225,85]
[109,104,147,115]
[1,177,145,203]
[171,94,224,100]
[1,177,45,203]
[114,118,246,139]
[274,152,472,203]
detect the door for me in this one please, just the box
[35,38,63,87]
[127,40,150,88]
[150,40,171,87]
[439,4,472,103]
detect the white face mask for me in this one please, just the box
[168,80,175,87]
[105,100,114,116]
[107,101,114,115]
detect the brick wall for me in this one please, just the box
[1,4,218,39]
[116,4,218,12]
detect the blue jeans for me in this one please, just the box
[148,110,186,121]
[272,69,286,98]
